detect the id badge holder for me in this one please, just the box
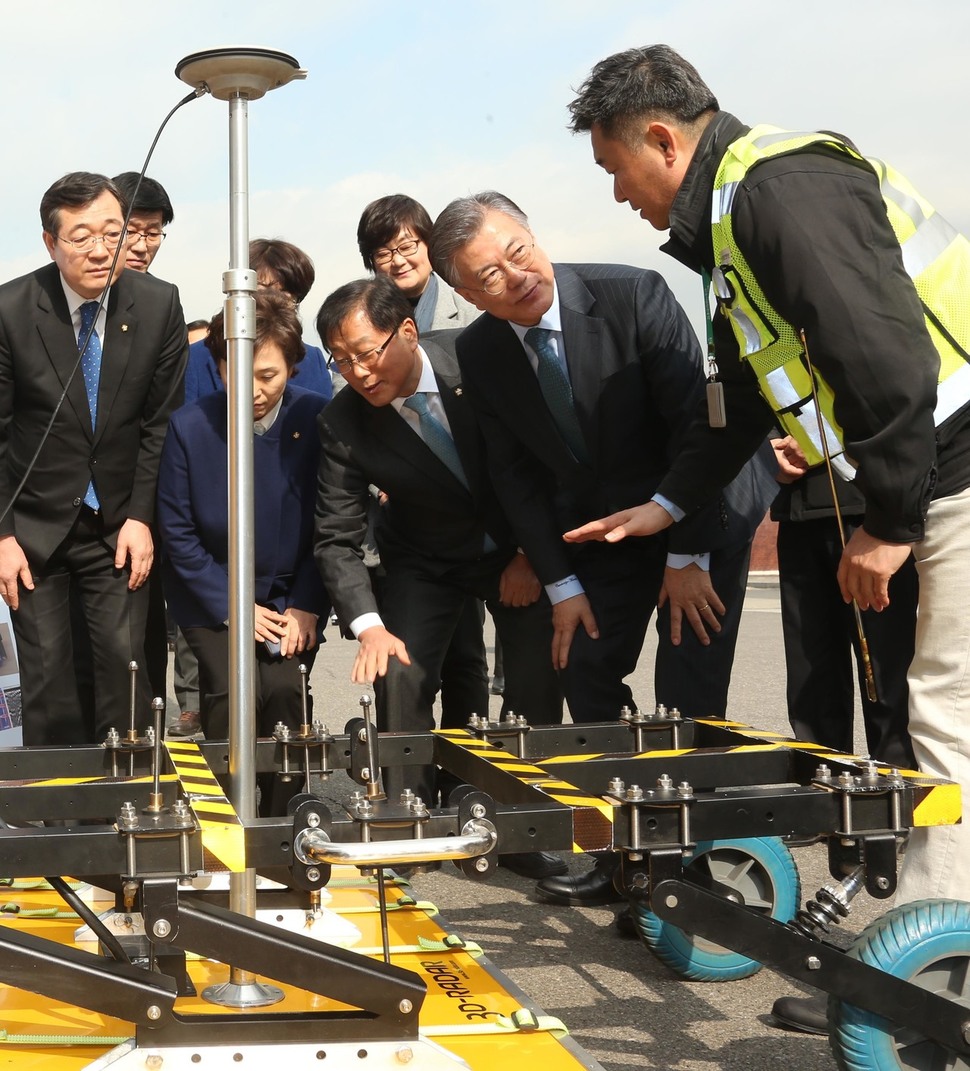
[702,268,726,427]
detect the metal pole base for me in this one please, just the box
[202,978,285,1008]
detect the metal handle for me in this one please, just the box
[294,820,497,868]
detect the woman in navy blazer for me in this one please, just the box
[157,290,329,774]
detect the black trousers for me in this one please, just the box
[182,625,318,741]
[561,536,753,723]
[12,508,149,745]
[777,517,917,769]
[376,553,563,803]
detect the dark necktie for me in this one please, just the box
[524,326,589,463]
[78,301,102,509]
[403,392,468,488]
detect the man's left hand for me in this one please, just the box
[115,520,154,590]
[837,527,913,611]
[498,552,541,607]
[659,563,724,646]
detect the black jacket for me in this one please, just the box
[657,111,970,544]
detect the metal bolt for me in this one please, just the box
[806,956,822,971]
[306,811,321,828]
[400,789,416,805]
[664,894,678,909]
[655,704,668,717]
[619,705,633,721]
[657,774,674,790]
[146,727,156,744]
[677,781,693,797]
[963,1021,970,1047]
[105,727,121,745]
[516,715,528,727]
[669,707,682,721]
[358,727,368,743]
[631,872,648,889]
[358,800,373,817]
[146,1005,162,1021]
[361,766,371,781]
[411,800,428,817]
[350,790,364,805]
[396,1046,414,1064]
[474,858,489,872]
[306,867,321,882]
[607,777,625,795]
[152,919,171,939]
[814,764,832,781]
[504,710,517,724]
[625,784,644,802]
[875,876,890,890]
[470,803,487,819]
[399,999,413,1014]
[145,1055,164,1070]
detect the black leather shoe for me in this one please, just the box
[498,851,568,880]
[536,859,623,906]
[771,994,829,1036]
[614,905,638,938]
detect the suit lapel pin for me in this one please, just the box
[293,431,301,439]
[121,324,129,332]
[454,387,463,397]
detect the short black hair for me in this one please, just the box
[568,45,718,147]
[250,238,316,304]
[316,276,414,351]
[40,172,128,235]
[205,289,306,370]
[357,194,433,270]
[112,172,175,225]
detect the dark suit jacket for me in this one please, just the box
[314,334,515,626]
[455,263,775,587]
[157,384,329,630]
[0,262,187,565]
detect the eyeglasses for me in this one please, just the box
[465,240,536,295]
[372,238,421,267]
[56,231,127,253]
[127,229,166,246]
[328,327,398,374]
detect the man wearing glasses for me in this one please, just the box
[313,276,565,879]
[112,172,172,274]
[430,192,774,903]
[0,172,187,744]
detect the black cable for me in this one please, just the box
[0,85,207,530]
[45,874,131,965]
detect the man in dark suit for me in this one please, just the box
[429,191,774,904]
[313,277,564,879]
[0,172,187,745]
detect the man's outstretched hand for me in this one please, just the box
[564,501,673,544]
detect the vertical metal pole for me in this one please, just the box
[226,92,257,969]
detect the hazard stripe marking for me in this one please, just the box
[434,729,615,852]
[165,741,245,873]
[912,783,962,827]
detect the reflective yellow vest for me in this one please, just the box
[711,124,970,479]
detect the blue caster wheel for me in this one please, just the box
[632,836,800,982]
[830,897,970,1070]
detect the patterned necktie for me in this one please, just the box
[403,392,469,488]
[523,326,589,463]
[78,301,102,509]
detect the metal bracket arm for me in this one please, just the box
[653,878,970,1055]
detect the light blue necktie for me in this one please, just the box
[524,326,589,464]
[78,301,102,509]
[403,392,468,488]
